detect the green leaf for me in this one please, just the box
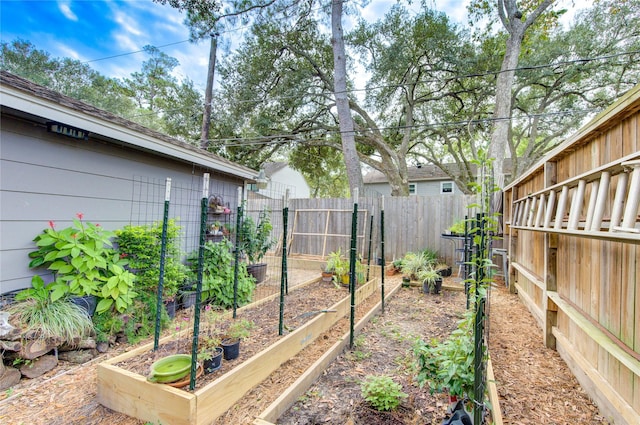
[96,298,113,314]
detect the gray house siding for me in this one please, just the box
[1,114,244,295]
[364,180,456,197]
[0,72,257,296]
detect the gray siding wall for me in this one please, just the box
[365,180,457,196]
[1,116,242,294]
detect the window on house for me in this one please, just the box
[441,181,454,194]
[409,183,417,195]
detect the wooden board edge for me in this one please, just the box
[553,328,639,425]
[192,278,381,423]
[486,356,504,425]
[255,281,402,423]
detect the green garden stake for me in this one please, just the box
[279,192,289,335]
[349,188,358,349]
[190,173,209,390]
[366,208,374,282]
[153,177,171,351]
[380,197,385,314]
[233,186,243,319]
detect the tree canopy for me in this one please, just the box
[2,0,639,196]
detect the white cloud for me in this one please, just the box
[58,1,78,21]
[54,42,81,60]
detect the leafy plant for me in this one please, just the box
[239,208,274,264]
[224,318,254,342]
[417,267,441,292]
[400,251,432,280]
[448,219,466,235]
[27,213,137,313]
[325,249,344,273]
[10,276,94,345]
[115,220,187,301]
[360,375,407,412]
[414,311,479,398]
[187,239,255,308]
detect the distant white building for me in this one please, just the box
[249,162,311,199]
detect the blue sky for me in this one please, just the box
[1,1,578,93]
[0,0,479,91]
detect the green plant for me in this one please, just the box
[392,258,403,271]
[115,220,187,301]
[224,318,254,342]
[187,239,255,308]
[240,208,274,264]
[421,248,439,264]
[417,267,441,292]
[448,219,466,235]
[401,251,431,280]
[325,249,344,273]
[10,276,94,345]
[414,311,478,397]
[360,375,407,412]
[27,213,137,313]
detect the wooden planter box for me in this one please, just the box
[97,278,379,425]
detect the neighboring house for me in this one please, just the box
[248,161,310,199]
[363,164,463,197]
[363,161,513,196]
[0,71,259,295]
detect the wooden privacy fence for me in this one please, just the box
[504,84,640,425]
[249,195,475,265]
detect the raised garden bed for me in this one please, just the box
[97,277,381,425]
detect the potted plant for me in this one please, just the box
[435,262,452,278]
[240,208,274,283]
[448,219,466,236]
[333,257,350,287]
[221,318,254,360]
[27,213,137,314]
[199,337,223,373]
[417,267,442,294]
[388,258,403,276]
[400,252,429,281]
[10,275,94,346]
[199,305,224,373]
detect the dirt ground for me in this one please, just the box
[0,275,609,425]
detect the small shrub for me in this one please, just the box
[10,276,93,345]
[360,375,407,411]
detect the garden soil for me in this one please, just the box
[0,275,609,425]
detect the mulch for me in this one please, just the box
[0,275,610,425]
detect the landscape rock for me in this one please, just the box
[96,341,110,353]
[57,349,97,364]
[0,366,21,390]
[59,337,97,351]
[19,339,56,360]
[19,354,58,379]
[0,340,21,351]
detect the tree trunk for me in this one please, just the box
[201,34,218,150]
[331,0,363,196]
[489,0,553,215]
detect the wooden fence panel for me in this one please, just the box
[258,195,475,265]
[504,84,640,424]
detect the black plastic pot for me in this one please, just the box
[203,348,223,374]
[246,263,268,283]
[70,295,97,317]
[221,339,240,360]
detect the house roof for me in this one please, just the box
[363,160,513,184]
[0,71,258,181]
[262,161,288,177]
[363,163,458,184]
